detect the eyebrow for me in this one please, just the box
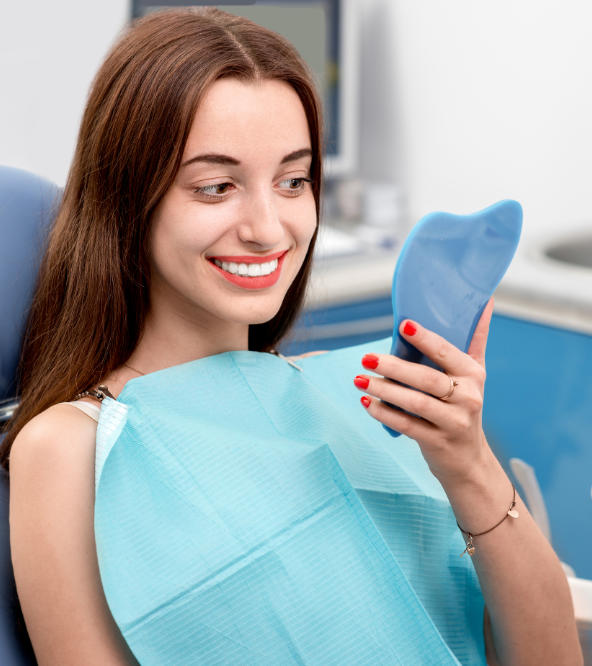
[280,148,312,164]
[181,148,312,169]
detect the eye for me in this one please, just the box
[193,182,234,201]
[277,177,313,196]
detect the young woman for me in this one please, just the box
[2,8,582,665]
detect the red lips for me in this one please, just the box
[208,251,287,290]
[208,249,286,264]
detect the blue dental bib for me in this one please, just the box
[94,340,486,665]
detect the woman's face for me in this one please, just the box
[149,77,317,338]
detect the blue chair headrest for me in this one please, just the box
[0,167,61,403]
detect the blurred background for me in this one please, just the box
[4,1,592,239]
[1,0,591,649]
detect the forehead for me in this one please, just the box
[182,78,312,160]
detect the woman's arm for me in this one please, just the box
[9,405,138,665]
[355,299,583,665]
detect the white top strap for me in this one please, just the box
[63,400,101,423]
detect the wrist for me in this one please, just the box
[437,445,514,536]
[430,430,497,491]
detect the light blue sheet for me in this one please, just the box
[95,338,486,665]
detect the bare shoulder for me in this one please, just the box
[9,402,99,545]
[11,401,98,465]
[9,404,97,587]
[10,404,136,664]
[10,402,100,497]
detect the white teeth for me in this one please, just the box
[213,258,279,277]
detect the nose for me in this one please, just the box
[237,187,284,249]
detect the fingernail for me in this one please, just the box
[362,354,379,369]
[361,396,371,408]
[403,321,417,336]
[354,375,369,390]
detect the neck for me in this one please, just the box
[127,303,249,376]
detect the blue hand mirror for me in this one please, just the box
[385,199,522,436]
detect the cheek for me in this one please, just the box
[150,220,200,289]
[293,197,318,246]
[150,217,182,274]
[151,208,217,266]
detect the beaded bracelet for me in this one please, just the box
[457,484,519,556]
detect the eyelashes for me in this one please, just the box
[193,177,313,202]
[193,183,234,200]
[279,177,313,195]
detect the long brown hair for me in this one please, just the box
[1,8,323,468]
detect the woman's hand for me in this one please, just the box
[354,298,584,664]
[354,298,494,486]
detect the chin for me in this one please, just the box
[241,301,285,326]
[246,310,282,326]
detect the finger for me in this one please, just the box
[360,394,439,444]
[360,354,455,401]
[397,320,474,376]
[355,374,461,427]
[467,298,494,366]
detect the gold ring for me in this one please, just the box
[438,374,458,401]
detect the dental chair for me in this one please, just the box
[0,165,61,664]
[1,166,591,663]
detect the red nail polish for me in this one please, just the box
[403,321,417,336]
[361,396,371,408]
[354,375,369,390]
[362,354,379,369]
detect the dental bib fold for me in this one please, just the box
[95,339,486,665]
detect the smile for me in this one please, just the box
[212,258,278,277]
[208,251,287,290]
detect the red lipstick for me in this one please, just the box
[208,251,287,290]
